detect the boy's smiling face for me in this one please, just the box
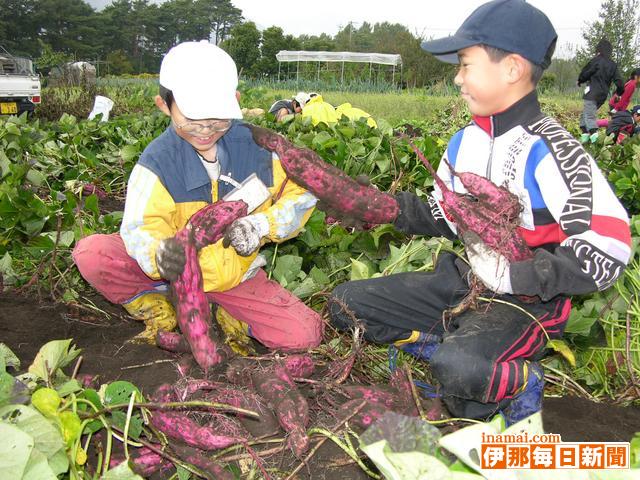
[454,45,534,117]
[155,94,238,157]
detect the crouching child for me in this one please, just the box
[328,0,631,425]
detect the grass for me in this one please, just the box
[91,76,584,126]
[255,88,584,126]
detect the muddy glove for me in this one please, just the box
[222,214,269,256]
[155,237,186,281]
[462,231,513,294]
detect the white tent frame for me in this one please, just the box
[275,50,403,85]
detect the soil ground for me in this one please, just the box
[2,291,640,478]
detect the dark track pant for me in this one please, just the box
[329,253,571,419]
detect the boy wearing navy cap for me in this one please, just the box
[329,0,631,424]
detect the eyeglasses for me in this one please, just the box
[175,119,232,134]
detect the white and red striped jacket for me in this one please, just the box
[395,91,631,301]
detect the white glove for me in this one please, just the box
[222,214,269,256]
[462,232,513,294]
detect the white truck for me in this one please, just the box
[0,47,41,116]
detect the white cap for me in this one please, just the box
[160,41,242,120]
[294,91,310,107]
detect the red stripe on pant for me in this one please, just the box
[486,298,571,403]
[72,233,324,351]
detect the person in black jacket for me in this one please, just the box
[577,38,624,143]
[605,104,640,143]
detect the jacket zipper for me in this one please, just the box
[485,116,495,180]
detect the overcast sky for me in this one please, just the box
[231,0,604,58]
[85,0,605,58]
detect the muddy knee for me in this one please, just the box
[430,340,492,400]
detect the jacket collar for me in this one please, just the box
[472,90,542,138]
[167,123,241,192]
[165,127,211,192]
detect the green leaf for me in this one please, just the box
[21,217,47,236]
[79,388,103,411]
[0,255,18,287]
[630,432,640,468]
[4,123,21,135]
[547,339,576,367]
[350,258,373,281]
[292,276,319,299]
[0,150,10,179]
[375,157,391,173]
[104,381,140,406]
[0,422,33,479]
[22,448,57,480]
[55,379,82,398]
[0,373,15,406]
[176,464,192,480]
[0,405,67,474]
[337,126,355,139]
[110,411,143,440]
[120,145,140,163]
[101,461,144,480]
[360,413,454,480]
[84,194,99,216]
[31,388,61,418]
[273,255,303,286]
[309,266,330,286]
[370,224,398,248]
[59,411,82,447]
[25,169,46,187]
[0,343,20,371]
[28,339,81,385]
[563,310,597,336]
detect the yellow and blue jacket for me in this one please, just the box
[120,121,316,292]
[301,95,377,127]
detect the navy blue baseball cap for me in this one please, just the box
[422,0,557,68]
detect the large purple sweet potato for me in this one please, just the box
[150,407,244,451]
[176,201,248,250]
[404,137,532,262]
[171,229,224,371]
[252,364,310,456]
[156,331,191,353]
[245,124,399,225]
[170,201,247,370]
[283,354,315,378]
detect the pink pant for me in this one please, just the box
[72,234,323,350]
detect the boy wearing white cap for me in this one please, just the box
[73,41,323,349]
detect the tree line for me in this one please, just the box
[1,0,637,89]
[0,0,452,86]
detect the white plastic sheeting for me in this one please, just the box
[276,50,402,66]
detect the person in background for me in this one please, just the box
[268,91,310,122]
[609,68,640,113]
[577,38,624,143]
[597,104,640,144]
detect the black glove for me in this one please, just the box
[155,237,186,281]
